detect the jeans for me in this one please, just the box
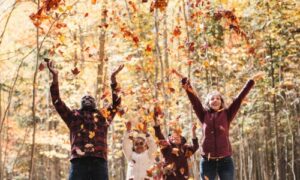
[69,157,108,180]
[200,156,234,180]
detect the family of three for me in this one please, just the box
[46,60,260,180]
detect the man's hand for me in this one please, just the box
[45,58,58,83]
[111,64,125,83]
[153,105,162,126]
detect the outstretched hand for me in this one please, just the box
[45,58,58,76]
[192,122,197,138]
[251,71,265,82]
[142,121,148,134]
[171,68,184,79]
[111,64,125,83]
[125,121,132,132]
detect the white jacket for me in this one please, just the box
[122,132,157,180]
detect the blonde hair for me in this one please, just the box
[204,91,226,110]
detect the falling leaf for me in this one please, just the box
[71,67,80,75]
[101,89,110,99]
[173,26,181,37]
[180,167,185,175]
[91,0,97,4]
[145,44,152,52]
[58,34,65,43]
[39,63,45,71]
[128,1,138,12]
[132,36,139,46]
[89,131,95,139]
[84,13,89,17]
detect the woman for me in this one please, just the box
[122,121,157,180]
[174,70,262,180]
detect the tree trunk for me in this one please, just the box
[95,1,107,106]
[29,0,40,178]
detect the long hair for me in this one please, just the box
[204,91,226,111]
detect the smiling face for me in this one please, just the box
[209,95,222,111]
[133,137,147,154]
[169,133,182,145]
[205,91,225,111]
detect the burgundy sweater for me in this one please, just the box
[50,81,121,161]
[183,78,254,157]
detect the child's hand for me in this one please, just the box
[125,121,132,132]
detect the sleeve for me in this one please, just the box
[153,125,171,157]
[122,131,133,161]
[50,81,73,128]
[106,82,122,124]
[182,77,206,123]
[227,79,255,122]
[153,125,166,140]
[184,138,199,158]
[146,133,157,160]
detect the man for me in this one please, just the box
[46,60,124,180]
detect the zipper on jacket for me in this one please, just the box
[212,113,217,156]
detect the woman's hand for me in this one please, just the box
[251,71,265,82]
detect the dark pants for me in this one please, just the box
[200,156,234,180]
[69,157,108,180]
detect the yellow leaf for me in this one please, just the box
[58,7,64,12]
[59,35,65,43]
[66,6,73,11]
[89,131,95,139]
[203,60,209,68]
[220,0,228,4]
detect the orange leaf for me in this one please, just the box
[173,26,181,37]
[132,36,139,45]
[91,0,97,4]
[145,44,152,52]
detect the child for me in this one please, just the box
[123,121,157,180]
[153,106,199,180]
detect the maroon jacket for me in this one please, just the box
[154,125,199,180]
[183,78,254,157]
[50,81,121,161]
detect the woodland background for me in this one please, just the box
[0,0,299,179]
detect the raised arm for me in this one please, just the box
[141,121,157,159]
[227,79,255,122]
[185,123,199,156]
[46,59,73,128]
[153,106,166,140]
[106,64,124,123]
[181,77,206,123]
[122,121,133,161]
